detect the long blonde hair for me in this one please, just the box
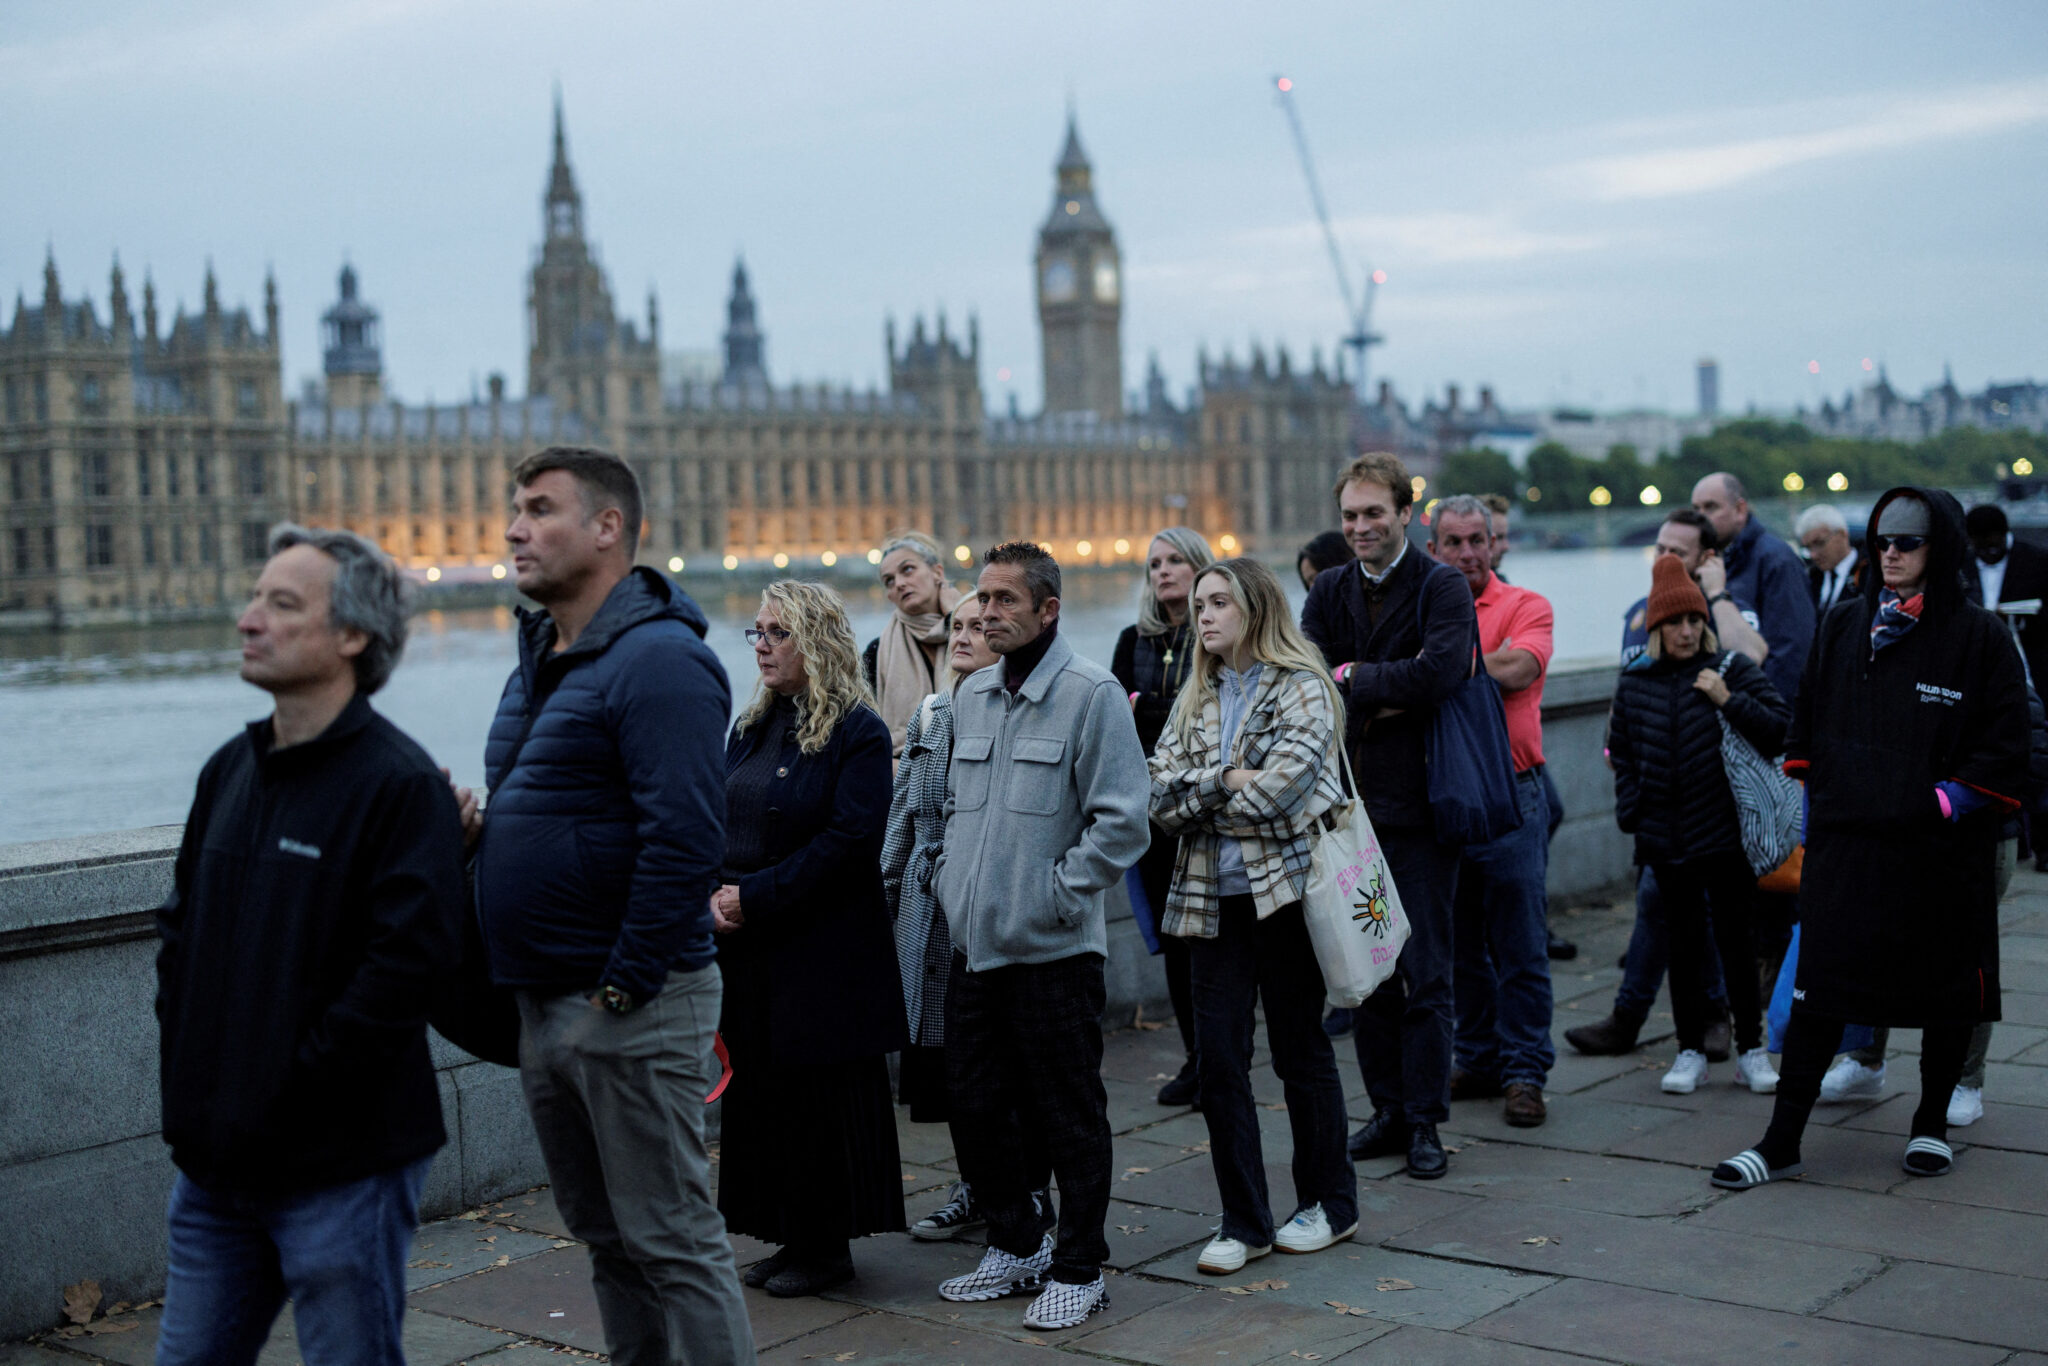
[735,580,877,754]
[1167,557,1342,750]
[1137,527,1216,637]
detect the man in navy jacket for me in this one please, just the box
[467,446,752,1365]
[1301,453,1479,1181]
[1692,472,1815,703]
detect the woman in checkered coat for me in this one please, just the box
[1149,557,1356,1277]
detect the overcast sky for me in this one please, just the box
[5,1,2044,418]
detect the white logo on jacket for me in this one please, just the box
[277,837,323,859]
[1916,682,1962,706]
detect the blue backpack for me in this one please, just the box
[1418,565,1524,848]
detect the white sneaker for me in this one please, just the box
[1818,1056,1886,1103]
[1273,1202,1357,1254]
[1734,1047,1780,1094]
[1022,1275,1109,1330]
[937,1232,1053,1302]
[1948,1085,1985,1127]
[1661,1049,1709,1094]
[1196,1233,1270,1274]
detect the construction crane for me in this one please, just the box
[1272,75,1385,399]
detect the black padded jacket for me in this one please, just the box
[1609,648,1789,866]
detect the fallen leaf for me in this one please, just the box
[834,1353,859,1362]
[1325,1299,1351,1311]
[459,1210,485,1220]
[56,1326,84,1339]
[1247,1278,1289,1291]
[62,1280,101,1326]
[1150,1073,1174,1081]
[481,1235,498,1243]
[492,1255,511,1267]
[84,1320,140,1336]
[108,1302,131,1315]
[1442,1146,1462,1155]
[551,1240,575,1249]
[1222,1286,1252,1295]
[1261,1102,1288,1111]
[1019,1337,1046,1347]
[1560,1177,1572,1183]
[408,1259,452,1269]
[1114,1224,1148,1235]
[1521,1236,1556,1247]
[901,1173,917,1182]
[1376,1277,1415,1292]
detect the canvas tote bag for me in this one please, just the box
[1302,739,1411,1007]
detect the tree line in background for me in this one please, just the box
[1437,421,2048,511]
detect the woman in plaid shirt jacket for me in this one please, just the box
[1149,557,1358,1275]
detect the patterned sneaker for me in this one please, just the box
[1661,1049,1709,1094]
[1196,1233,1270,1274]
[1733,1047,1780,1095]
[911,1181,984,1241]
[1022,1275,1109,1330]
[1273,1203,1356,1254]
[936,1233,1052,1303]
[1818,1056,1886,1103]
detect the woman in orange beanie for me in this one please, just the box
[1608,555,1791,1098]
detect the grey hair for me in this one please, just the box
[878,529,945,570]
[1432,494,1494,530]
[1794,504,1848,538]
[1137,526,1216,636]
[266,523,412,694]
[983,540,1061,608]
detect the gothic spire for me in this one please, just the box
[545,87,583,239]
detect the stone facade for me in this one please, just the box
[1,101,1353,626]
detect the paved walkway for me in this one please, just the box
[14,875,2048,1365]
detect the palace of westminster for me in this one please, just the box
[0,101,1354,624]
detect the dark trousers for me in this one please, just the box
[1353,825,1460,1126]
[1614,866,1728,1021]
[1652,853,1762,1054]
[1185,897,1358,1246]
[1762,1012,1976,1161]
[1138,828,1198,1060]
[1452,771,1556,1088]
[947,952,1112,1284]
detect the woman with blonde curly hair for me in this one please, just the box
[713,581,909,1296]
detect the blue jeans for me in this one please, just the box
[1185,896,1357,1246]
[1452,770,1556,1087]
[155,1158,431,1366]
[1612,865,1727,1022]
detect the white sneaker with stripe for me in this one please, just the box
[1710,1147,1803,1190]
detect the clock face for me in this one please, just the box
[1093,255,1119,303]
[1041,257,1077,304]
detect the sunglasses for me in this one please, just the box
[1874,535,1927,554]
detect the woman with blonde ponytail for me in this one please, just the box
[1149,557,1357,1276]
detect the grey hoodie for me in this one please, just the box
[933,631,1152,970]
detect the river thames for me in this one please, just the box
[0,546,1657,846]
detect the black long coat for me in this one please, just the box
[1609,648,1788,866]
[1789,487,2031,1026]
[720,702,909,1067]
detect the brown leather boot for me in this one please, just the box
[1563,1012,1644,1056]
[1503,1082,1548,1128]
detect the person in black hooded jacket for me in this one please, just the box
[1609,554,1790,1098]
[1714,486,2029,1190]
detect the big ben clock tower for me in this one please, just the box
[1036,113,1122,418]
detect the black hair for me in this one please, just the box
[1297,530,1351,576]
[1965,503,2010,538]
[1662,506,1719,554]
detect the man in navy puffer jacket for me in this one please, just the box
[469,446,752,1365]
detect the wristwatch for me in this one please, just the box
[1707,592,1734,609]
[598,984,637,1015]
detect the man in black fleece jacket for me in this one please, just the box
[154,525,464,1364]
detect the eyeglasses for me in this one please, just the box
[1874,535,1927,554]
[744,627,792,646]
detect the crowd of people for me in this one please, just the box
[146,444,2034,1362]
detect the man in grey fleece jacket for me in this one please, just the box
[932,541,1151,1331]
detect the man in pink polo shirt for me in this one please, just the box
[1428,495,1556,1127]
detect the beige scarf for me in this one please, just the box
[876,583,960,755]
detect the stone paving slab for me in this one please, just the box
[1540,1047,1657,1096]
[1863,1021,2048,1061]
[1388,1197,1883,1313]
[1072,1283,1396,1364]
[406,1217,566,1292]
[1465,1278,2007,1366]
[1326,1322,1632,1365]
[755,1308,1094,1364]
[1819,1259,2048,1353]
[1099,1201,1220,1272]
[407,1246,610,1351]
[1888,1142,2048,1217]
[1381,1143,1714,1218]
[1605,1101,1911,1193]
[1838,1092,2048,1154]
[2001,989,2048,1027]
[473,1189,571,1240]
[1686,1179,2048,1281]
[0,1348,74,1366]
[1422,1094,1689,1156]
[1136,1241,1556,1332]
[39,1305,512,1366]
